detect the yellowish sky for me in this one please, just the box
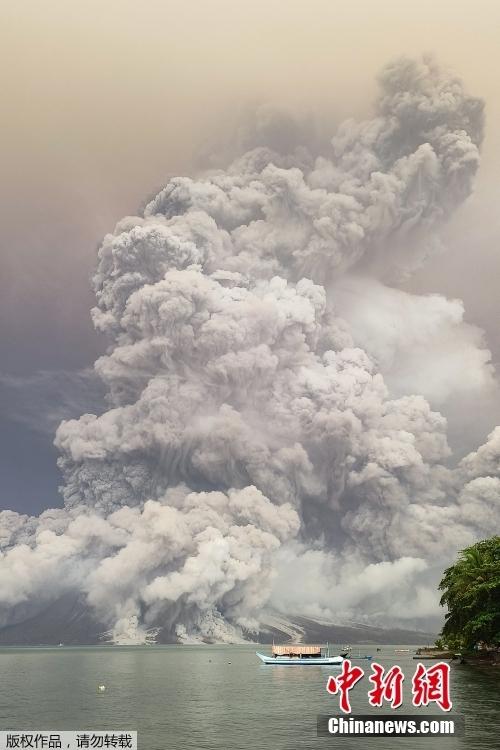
[2,0,500,204]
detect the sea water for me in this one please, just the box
[0,645,498,749]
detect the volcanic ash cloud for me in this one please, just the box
[1,56,499,643]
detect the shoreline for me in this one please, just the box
[416,647,500,669]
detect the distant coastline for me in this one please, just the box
[0,596,436,647]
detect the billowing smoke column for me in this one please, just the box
[1,57,499,642]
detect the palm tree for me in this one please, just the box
[439,536,500,649]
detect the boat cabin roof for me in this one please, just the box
[272,644,322,655]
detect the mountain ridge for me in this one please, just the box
[0,594,437,646]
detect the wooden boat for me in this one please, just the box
[256,643,344,666]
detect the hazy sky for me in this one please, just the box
[1,0,500,512]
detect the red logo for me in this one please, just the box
[326,659,364,714]
[412,662,452,711]
[326,660,453,713]
[368,662,404,709]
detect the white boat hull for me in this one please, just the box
[256,652,344,666]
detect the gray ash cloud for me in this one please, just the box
[1,56,498,642]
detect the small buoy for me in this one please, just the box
[97,684,106,693]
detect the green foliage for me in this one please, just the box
[438,536,500,650]
[434,634,465,651]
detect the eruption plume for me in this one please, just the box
[1,56,498,643]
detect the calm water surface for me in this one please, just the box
[0,645,498,750]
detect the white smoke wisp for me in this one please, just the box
[1,56,499,642]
